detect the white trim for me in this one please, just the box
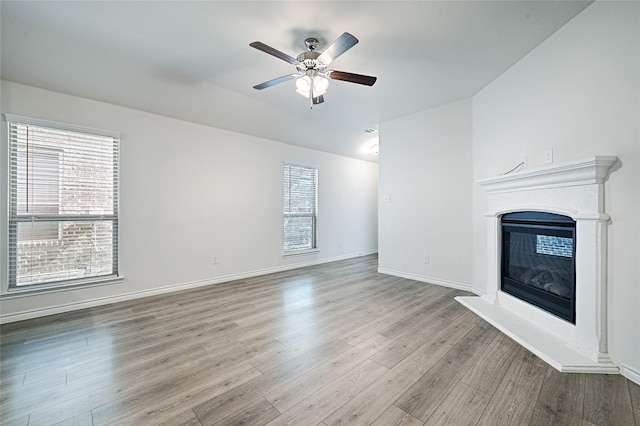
[1,276,124,298]
[477,156,618,193]
[3,113,121,139]
[620,364,640,386]
[282,160,320,170]
[0,250,377,324]
[282,248,320,257]
[377,268,480,295]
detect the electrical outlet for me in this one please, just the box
[423,255,429,264]
[522,155,527,168]
[544,149,553,164]
[212,256,219,265]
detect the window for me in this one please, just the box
[6,114,120,289]
[283,163,317,253]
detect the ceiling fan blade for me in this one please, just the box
[312,95,325,105]
[250,41,300,65]
[317,32,358,65]
[253,74,297,90]
[329,70,377,86]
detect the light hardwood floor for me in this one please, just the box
[1,255,638,425]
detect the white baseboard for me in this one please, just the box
[377,268,481,295]
[0,250,377,324]
[620,364,640,386]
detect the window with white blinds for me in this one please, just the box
[283,163,317,253]
[5,114,120,289]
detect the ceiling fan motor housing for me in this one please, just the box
[296,51,327,73]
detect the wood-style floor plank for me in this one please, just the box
[112,363,260,425]
[423,382,492,426]
[323,312,482,426]
[264,334,393,413]
[371,301,469,369]
[157,409,203,426]
[583,374,636,426]
[213,398,280,426]
[394,321,498,422]
[458,329,520,395]
[630,379,640,425]
[0,255,637,426]
[0,414,29,426]
[476,347,548,426]
[371,405,422,426]
[265,360,388,426]
[529,367,585,426]
[192,339,351,425]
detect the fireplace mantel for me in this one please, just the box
[457,156,620,373]
[476,156,618,193]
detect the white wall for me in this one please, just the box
[472,1,639,376]
[0,81,379,321]
[378,99,473,290]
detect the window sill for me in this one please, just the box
[1,276,124,299]
[282,248,320,258]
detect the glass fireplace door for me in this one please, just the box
[501,212,576,323]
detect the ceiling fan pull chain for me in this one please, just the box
[310,79,314,109]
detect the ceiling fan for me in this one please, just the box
[250,32,377,106]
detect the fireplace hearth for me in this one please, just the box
[501,211,576,323]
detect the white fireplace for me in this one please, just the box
[457,156,619,373]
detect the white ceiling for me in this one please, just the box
[0,1,593,162]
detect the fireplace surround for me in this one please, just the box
[457,156,619,373]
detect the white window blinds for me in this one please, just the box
[283,163,317,253]
[6,114,120,289]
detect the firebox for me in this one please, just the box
[501,211,576,323]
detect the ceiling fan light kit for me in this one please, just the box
[295,72,329,99]
[250,32,377,107]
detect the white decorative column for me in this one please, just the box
[457,156,619,373]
